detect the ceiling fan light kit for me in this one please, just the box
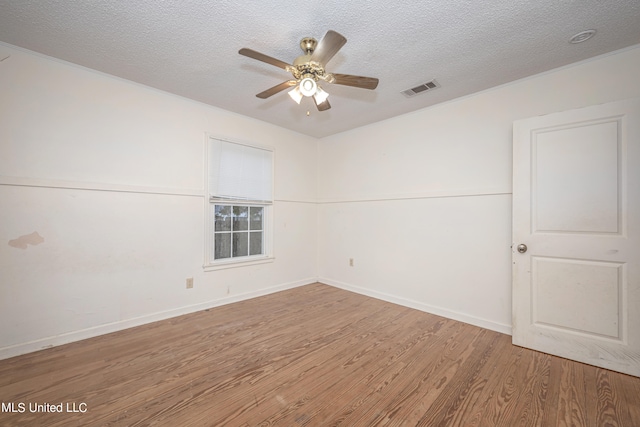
[299,77,317,96]
[288,86,303,104]
[239,30,379,112]
[313,86,329,104]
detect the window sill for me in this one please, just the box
[203,256,275,271]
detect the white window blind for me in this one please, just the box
[209,138,273,203]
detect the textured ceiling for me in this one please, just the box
[0,0,639,138]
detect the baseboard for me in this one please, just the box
[320,277,512,336]
[0,277,317,361]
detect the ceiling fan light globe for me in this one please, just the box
[299,77,317,97]
[288,86,303,104]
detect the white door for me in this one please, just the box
[512,98,640,377]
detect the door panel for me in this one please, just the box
[512,98,640,377]
[533,120,620,234]
[532,256,622,340]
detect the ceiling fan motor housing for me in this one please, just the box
[291,58,325,82]
[292,37,326,82]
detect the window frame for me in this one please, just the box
[212,203,267,260]
[204,135,274,271]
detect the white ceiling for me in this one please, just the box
[1,1,639,138]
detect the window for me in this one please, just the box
[213,205,264,260]
[205,137,273,269]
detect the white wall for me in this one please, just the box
[317,46,640,334]
[0,44,318,359]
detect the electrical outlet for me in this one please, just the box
[349,258,354,267]
[186,277,194,289]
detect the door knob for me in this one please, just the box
[517,244,528,253]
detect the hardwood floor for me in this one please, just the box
[1,283,638,426]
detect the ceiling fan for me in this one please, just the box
[239,30,379,112]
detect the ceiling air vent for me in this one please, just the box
[401,80,440,98]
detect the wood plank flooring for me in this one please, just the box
[1,283,638,426]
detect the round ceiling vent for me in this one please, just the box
[569,30,597,44]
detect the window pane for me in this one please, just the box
[233,206,248,231]
[214,205,231,232]
[233,232,248,257]
[214,233,231,259]
[250,207,263,230]
[249,231,263,256]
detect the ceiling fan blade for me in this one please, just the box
[239,48,292,70]
[314,96,331,111]
[310,30,346,66]
[331,73,379,90]
[256,80,297,99]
